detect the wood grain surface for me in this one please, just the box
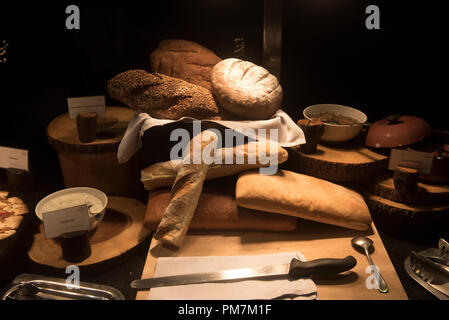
[292,142,388,182]
[28,197,151,269]
[135,219,408,300]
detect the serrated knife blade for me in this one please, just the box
[131,256,356,290]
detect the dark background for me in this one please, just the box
[0,1,447,300]
[0,0,447,174]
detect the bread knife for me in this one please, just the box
[131,256,356,290]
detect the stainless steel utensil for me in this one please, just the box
[351,236,389,293]
[409,251,449,298]
[131,256,357,290]
[1,274,124,300]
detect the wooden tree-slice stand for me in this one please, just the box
[47,106,134,154]
[367,174,449,205]
[46,107,144,197]
[292,141,388,182]
[365,194,449,238]
[28,197,151,269]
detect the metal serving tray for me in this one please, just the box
[1,274,125,300]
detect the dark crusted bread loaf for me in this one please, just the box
[211,58,283,120]
[107,70,234,120]
[150,39,221,91]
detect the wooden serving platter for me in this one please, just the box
[136,220,408,300]
[291,141,388,182]
[28,197,151,269]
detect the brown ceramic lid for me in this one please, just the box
[365,115,432,148]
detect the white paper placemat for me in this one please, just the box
[147,252,317,300]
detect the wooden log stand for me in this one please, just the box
[292,141,388,182]
[366,174,449,206]
[47,106,144,197]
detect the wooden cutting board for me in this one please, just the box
[28,197,151,269]
[135,220,408,300]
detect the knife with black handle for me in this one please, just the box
[131,256,357,290]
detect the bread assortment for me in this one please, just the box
[108,42,283,121]
[236,170,372,231]
[104,39,374,250]
[150,39,221,91]
[210,58,283,120]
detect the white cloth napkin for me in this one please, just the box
[117,110,305,164]
[147,252,317,300]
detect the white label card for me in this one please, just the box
[388,149,434,174]
[42,204,91,239]
[0,146,29,171]
[67,96,106,119]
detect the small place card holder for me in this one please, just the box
[0,146,33,194]
[42,204,92,263]
[67,96,106,143]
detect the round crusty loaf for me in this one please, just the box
[210,58,283,120]
[150,39,221,91]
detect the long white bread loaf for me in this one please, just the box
[141,141,289,191]
[154,131,217,248]
[236,170,372,231]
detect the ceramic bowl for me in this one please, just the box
[35,187,108,230]
[303,104,367,142]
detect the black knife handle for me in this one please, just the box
[288,256,357,278]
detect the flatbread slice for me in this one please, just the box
[1,204,28,216]
[0,191,8,199]
[0,215,23,231]
[0,230,16,241]
[7,197,24,205]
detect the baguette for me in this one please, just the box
[141,141,289,191]
[154,130,218,248]
[236,170,372,231]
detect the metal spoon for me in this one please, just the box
[351,236,389,293]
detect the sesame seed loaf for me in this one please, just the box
[107,69,233,120]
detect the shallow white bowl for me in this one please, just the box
[35,187,108,230]
[303,104,367,142]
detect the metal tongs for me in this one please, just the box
[405,238,449,299]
